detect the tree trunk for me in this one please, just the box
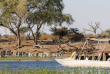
[17,18,22,48]
[30,28,36,43]
[35,24,42,45]
[27,23,36,44]
[17,28,21,48]
[35,30,39,45]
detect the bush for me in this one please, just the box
[69,33,85,42]
[51,27,68,39]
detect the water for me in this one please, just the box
[0,60,110,72]
[0,61,61,71]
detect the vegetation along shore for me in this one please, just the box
[0,67,109,74]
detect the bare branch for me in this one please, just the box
[84,22,100,35]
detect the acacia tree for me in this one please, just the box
[68,28,84,42]
[51,27,84,42]
[0,0,28,48]
[84,22,100,35]
[26,0,73,45]
[0,0,73,47]
[50,27,68,40]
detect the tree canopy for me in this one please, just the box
[51,27,84,42]
[51,27,68,39]
[26,0,74,45]
[0,0,28,47]
[0,0,74,47]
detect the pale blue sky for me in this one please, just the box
[0,0,110,35]
[63,0,110,34]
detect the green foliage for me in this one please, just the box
[20,26,29,34]
[0,17,2,24]
[51,27,68,39]
[27,0,73,27]
[0,67,109,74]
[0,0,29,47]
[0,0,28,25]
[0,0,73,45]
[26,0,73,44]
[1,0,27,17]
[0,0,28,33]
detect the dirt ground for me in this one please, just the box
[0,38,110,57]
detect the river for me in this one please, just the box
[0,61,110,72]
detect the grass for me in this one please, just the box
[0,67,109,74]
[0,57,55,61]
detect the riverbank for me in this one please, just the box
[0,57,55,61]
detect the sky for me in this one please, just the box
[62,0,110,34]
[0,0,110,35]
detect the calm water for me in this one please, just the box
[0,61,110,72]
[0,61,61,71]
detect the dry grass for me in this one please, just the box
[40,34,53,40]
[1,34,110,57]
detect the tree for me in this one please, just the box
[84,22,100,35]
[51,27,68,40]
[0,0,73,46]
[104,29,110,37]
[0,0,28,48]
[26,0,74,45]
[68,28,84,42]
[51,27,84,43]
